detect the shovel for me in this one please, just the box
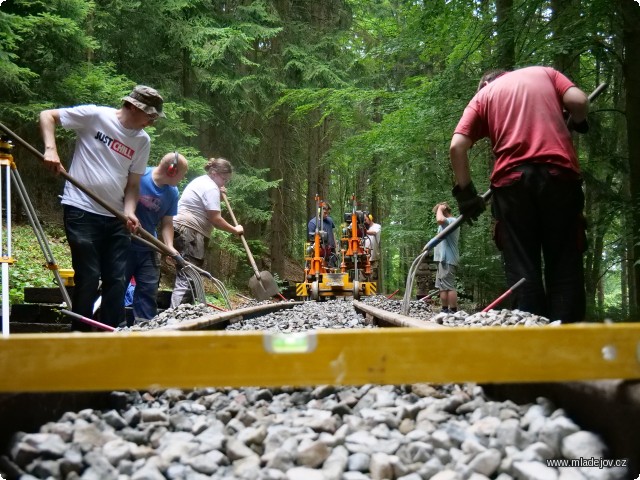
[222,192,280,301]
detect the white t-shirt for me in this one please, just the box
[366,222,381,261]
[173,174,221,237]
[59,105,150,216]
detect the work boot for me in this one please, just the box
[441,307,450,314]
[450,307,457,313]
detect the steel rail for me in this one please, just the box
[352,300,445,329]
[157,301,304,331]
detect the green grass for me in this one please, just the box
[6,223,72,304]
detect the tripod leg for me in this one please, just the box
[10,168,73,308]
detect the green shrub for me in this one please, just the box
[7,224,72,304]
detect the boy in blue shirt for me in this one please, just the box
[433,202,460,313]
[125,152,187,323]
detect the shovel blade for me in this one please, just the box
[248,270,280,300]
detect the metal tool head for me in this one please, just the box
[248,270,280,301]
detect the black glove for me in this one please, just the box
[567,117,589,134]
[452,181,486,225]
[173,254,187,269]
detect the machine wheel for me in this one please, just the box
[311,281,320,301]
[353,281,360,300]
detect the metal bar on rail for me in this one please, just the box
[353,300,445,329]
[158,301,304,331]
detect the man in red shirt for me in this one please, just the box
[449,66,589,323]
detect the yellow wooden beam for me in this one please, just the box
[0,323,639,392]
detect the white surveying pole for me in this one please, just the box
[1,143,13,337]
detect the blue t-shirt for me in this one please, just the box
[133,167,179,251]
[308,216,336,248]
[433,216,459,266]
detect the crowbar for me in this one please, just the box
[482,278,526,313]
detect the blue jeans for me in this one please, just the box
[125,249,160,323]
[64,206,130,330]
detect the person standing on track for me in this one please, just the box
[125,152,188,324]
[432,202,459,313]
[170,157,243,308]
[449,66,589,323]
[363,212,381,280]
[40,85,164,330]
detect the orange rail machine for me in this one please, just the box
[296,195,376,300]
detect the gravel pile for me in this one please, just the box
[117,304,218,331]
[2,299,628,480]
[362,296,556,327]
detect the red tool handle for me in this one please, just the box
[61,309,115,332]
[482,278,526,313]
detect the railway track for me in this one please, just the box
[0,298,639,478]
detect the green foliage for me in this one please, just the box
[0,10,38,95]
[6,224,72,304]
[0,0,635,313]
[57,64,132,106]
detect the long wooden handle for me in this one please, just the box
[0,120,176,259]
[221,192,261,277]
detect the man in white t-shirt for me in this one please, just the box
[39,85,164,330]
[170,157,244,307]
[363,212,381,280]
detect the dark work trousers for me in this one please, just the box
[491,164,586,323]
[64,206,131,330]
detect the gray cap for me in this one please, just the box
[122,85,165,117]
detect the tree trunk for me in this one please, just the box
[495,0,515,69]
[306,113,321,216]
[584,185,597,313]
[182,48,192,127]
[551,0,580,73]
[623,177,635,315]
[619,0,640,316]
[621,243,628,317]
[268,111,288,278]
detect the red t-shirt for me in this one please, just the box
[454,66,581,186]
